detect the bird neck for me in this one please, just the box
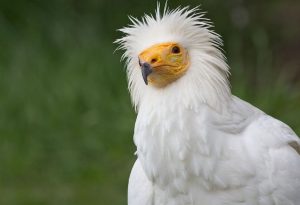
[133,96,259,192]
[138,78,231,114]
[134,99,228,189]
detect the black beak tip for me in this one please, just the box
[140,62,152,85]
[142,72,148,85]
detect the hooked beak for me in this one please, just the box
[139,60,153,85]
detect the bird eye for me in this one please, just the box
[171,46,180,54]
[151,58,157,64]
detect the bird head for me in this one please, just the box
[138,42,190,87]
[116,5,231,111]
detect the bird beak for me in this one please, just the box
[139,60,153,85]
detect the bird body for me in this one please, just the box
[117,5,300,205]
[129,96,300,205]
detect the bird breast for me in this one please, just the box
[133,102,257,204]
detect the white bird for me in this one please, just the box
[116,5,300,205]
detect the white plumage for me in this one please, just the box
[116,5,300,205]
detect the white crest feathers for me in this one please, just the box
[116,4,231,112]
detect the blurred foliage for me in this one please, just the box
[0,0,299,204]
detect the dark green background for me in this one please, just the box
[0,0,299,204]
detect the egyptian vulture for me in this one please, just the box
[116,5,300,205]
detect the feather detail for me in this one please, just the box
[288,141,300,155]
[116,5,231,112]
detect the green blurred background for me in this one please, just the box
[0,0,299,204]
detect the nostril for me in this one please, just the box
[151,58,157,64]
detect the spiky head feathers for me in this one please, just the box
[116,5,231,112]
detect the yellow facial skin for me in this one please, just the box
[138,42,190,88]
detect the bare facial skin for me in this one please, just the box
[138,42,190,87]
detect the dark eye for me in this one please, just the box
[171,46,180,54]
[150,58,157,64]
